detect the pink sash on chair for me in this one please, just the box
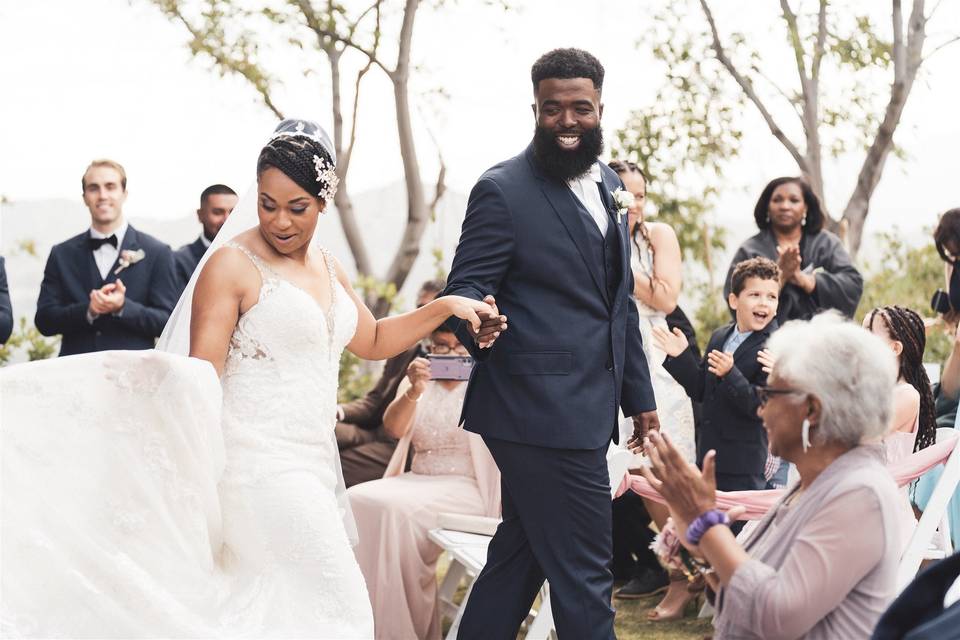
[614,435,959,521]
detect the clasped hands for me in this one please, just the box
[88,279,126,317]
[463,294,508,349]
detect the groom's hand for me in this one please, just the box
[469,295,507,349]
[626,411,660,451]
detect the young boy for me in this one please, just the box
[652,257,780,492]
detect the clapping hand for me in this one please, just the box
[88,279,126,315]
[706,350,734,378]
[465,295,508,349]
[757,348,775,374]
[652,326,689,358]
[776,244,802,284]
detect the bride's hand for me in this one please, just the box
[444,296,506,346]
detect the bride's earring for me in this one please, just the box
[801,215,807,226]
[801,419,812,452]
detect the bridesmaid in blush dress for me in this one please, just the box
[863,305,938,550]
[348,327,500,640]
[609,160,697,620]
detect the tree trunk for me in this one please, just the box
[327,48,374,276]
[377,0,429,316]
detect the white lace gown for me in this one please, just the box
[0,243,374,638]
[630,237,696,463]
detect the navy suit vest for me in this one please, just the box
[574,195,622,307]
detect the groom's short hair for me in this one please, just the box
[531,48,604,93]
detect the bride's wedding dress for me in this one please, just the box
[1,243,374,638]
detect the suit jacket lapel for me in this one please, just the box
[104,226,139,285]
[528,149,607,302]
[598,173,628,313]
[190,237,207,262]
[732,319,778,366]
[79,233,104,288]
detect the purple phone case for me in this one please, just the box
[427,354,474,381]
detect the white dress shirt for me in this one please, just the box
[90,221,128,280]
[566,163,608,236]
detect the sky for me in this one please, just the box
[2,0,959,254]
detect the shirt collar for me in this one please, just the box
[567,162,603,186]
[89,220,128,246]
[200,233,213,248]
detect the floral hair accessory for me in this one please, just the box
[113,249,146,276]
[313,154,339,201]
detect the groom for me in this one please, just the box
[443,48,658,639]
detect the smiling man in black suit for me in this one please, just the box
[35,159,178,356]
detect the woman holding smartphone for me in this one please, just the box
[347,326,500,640]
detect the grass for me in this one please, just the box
[437,557,713,640]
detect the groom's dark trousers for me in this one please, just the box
[443,145,656,639]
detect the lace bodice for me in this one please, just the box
[220,243,357,455]
[410,382,474,478]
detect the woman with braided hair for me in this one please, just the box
[862,305,936,456]
[863,305,937,554]
[608,160,697,619]
[0,119,502,638]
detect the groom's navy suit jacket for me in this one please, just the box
[35,225,178,356]
[444,145,656,450]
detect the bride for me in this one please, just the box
[0,119,500,638]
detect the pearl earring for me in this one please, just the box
[801,216,807,226]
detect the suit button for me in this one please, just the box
[605,361,613,372]
[95,331,102,337]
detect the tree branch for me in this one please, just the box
[296,0,392,75]
[924,34,960,60]
[699,0,808,171]
[892,0,906,80]
[779,0,809,81]
[164,4,284,119]
[811,0,828,80]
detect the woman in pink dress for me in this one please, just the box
[863,305,937,549]
[348,327,500,640]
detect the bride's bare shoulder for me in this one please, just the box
[197,244,259,293]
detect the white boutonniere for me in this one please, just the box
[612,188,635,224]
[114,249,146,276]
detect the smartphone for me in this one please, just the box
[426,354,474,381]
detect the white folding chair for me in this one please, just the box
[896,429,960,591]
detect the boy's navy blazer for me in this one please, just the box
[35,225,178,356]
[443,144,657,450]
[664,319,778,475]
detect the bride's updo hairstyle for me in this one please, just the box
[257,119,339,203]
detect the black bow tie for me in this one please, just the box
[89,234,118,250]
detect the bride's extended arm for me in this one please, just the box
[189,249,256,376]
[333,259,491,361]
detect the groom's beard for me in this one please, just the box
[532,124,604,182]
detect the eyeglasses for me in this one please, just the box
[755,385,807,407]
[429,343,469,356]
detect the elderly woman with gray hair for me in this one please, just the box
[640,313,902,639]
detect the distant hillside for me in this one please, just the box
[0,183,470,323]
[0,185,925,329]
